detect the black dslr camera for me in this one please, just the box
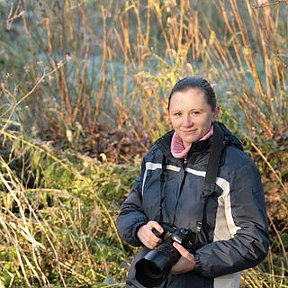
[135,222,197,288]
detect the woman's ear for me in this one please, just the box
[213,106,220,120]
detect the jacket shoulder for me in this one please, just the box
[143,144,163,163]
[143,131,173,161]
[219,144,261,190]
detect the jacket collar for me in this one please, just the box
[154,121,243,161]
[155,130,212,161]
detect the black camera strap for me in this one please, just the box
[203,121,225,197]
[195,121,224,245]
[159,154,166,223]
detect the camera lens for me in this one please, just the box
[140,259,163,279]
[135,257,164,287]
[135,244,181,287]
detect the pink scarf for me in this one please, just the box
[171,125,214,159]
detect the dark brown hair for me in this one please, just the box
[168,77,217,111]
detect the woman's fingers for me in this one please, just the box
[170,242,195,274]
[173,242,194,261]
[137,221,164,249]
[147,221,164,235]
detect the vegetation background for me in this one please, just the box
[0,0,287,287]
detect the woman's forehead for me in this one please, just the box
[169,88,208,107]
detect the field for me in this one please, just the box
[0,0,287,287]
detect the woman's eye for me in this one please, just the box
[174,112,182,116]
[192,111,200,115]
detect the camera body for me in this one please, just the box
[135,222,197,288]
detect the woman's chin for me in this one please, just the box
[182,137,198,147]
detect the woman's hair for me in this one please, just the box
[168,76,217,111]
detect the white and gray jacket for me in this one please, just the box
[116,122,269,288]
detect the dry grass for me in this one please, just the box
[0,0,287,286]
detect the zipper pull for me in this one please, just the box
[183,158,188,167]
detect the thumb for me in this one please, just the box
[148,221,164,234]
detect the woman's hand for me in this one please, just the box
[137,221,164,250]
[170,242,196,274]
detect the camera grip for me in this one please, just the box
[152,228,164,238]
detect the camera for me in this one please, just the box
[135,222,197,287]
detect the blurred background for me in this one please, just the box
[0,0,287,287]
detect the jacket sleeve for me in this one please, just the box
[193,162,270,277]
[116,159,149,247]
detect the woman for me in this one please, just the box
[116,77,269,288]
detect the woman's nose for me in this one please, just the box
[182,114,193,127]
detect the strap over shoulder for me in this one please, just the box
[194,121,225,243]
[203,121,225,197]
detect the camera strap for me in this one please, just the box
[159,154,167,223]
[195,121,225,244]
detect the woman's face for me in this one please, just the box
[169,88,219,148]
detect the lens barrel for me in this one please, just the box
[135,243,181,287]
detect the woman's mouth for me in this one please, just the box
[182,129,197,134]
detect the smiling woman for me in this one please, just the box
[168,82,219,150]
[167,79,219,159]
[116,76,270,288]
